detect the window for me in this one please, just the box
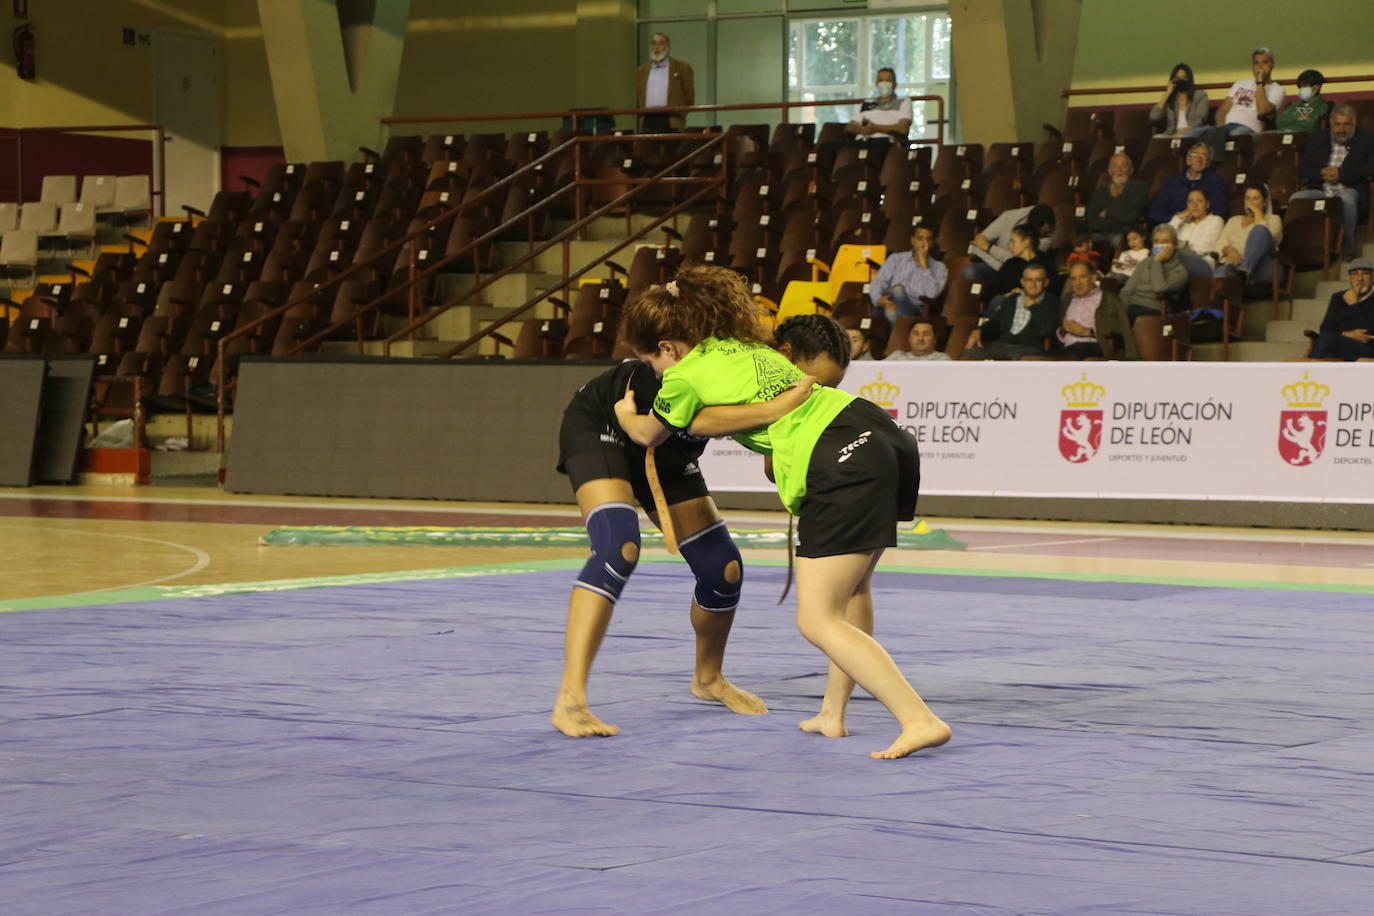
[788,13,952,139]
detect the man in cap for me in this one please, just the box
[1309,257,1374,360]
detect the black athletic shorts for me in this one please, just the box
[558,408,709,510]
[795,398,920,559]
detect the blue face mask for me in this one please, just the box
[1151,244,1167,255]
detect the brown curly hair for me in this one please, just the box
[620,265,772,354]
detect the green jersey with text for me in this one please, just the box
[652,337,854,513]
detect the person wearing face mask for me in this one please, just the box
[1149,63,1210,138]
[1276,70,1330,134]
[846,67,912,145]
[1146,142,1229,227]
[1308,258,1374,360]
[1291,104,1374,260]
[1087,153,1148,250]
[636,32,695,131]
[1121,224,1189,324]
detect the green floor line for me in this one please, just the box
[5,554,1373,614]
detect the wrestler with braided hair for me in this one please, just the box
[774,313,852,387]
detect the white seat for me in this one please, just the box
[0,202,18,231]
[19,201,59,234]
[0,229,40,284]
[115,175,152,217]
[59,202,97,256]
[40,175,77,205]
[81,175,118,212]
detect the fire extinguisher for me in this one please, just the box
[13,23,35,81]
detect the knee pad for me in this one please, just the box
[575,502,640,604]
[678,520,742,613]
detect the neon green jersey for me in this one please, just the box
[651,337,854,514]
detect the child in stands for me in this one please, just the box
[614,266,950,759]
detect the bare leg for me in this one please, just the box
[550,478,637,738]
[795,551,950,759]
[800,552,878,738]
[656,496,767,716]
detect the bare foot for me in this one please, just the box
[798,712,848,738]
[691,677,768,715]
[870,716,952,759]
[550,697,621,737]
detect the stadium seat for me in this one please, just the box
[57,202,97,257]
[80,175,118,212]
[0,230,39,285]
[0,202,17,231]
[40,175,77,206]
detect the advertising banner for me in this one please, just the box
[698,363,1374,504]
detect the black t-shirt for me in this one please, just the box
[562,360,708,462]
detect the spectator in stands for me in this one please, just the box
[1149,63,1210,138]
[846,327,874,361]
[1276,69,1330,134]
[636,33,695,131]
[962,263,1058,359]
[846,67,912,146]
[1214,181,1282,282]
[869,226,947,321]
[984,225,1056,308]
[885,318,950,361]
[1146,142,1228,227]
[1291,104,1374,261]
[1057,262,1137,359]
[1065,234,1097,268]
[1309,257,1374,360]
[1088,153,1149,251]
[1111,226,1151,280]
[1170,189,1225,276]
[1121,224,1189,323]
[1213,47,1285,141]
[964,203,1056,282]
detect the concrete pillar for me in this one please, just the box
[949,0,1081,145]
[258,0,410,162]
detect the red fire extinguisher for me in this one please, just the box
[13,23,35,81]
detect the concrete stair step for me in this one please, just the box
[435,271,566,310]
[1192,340,1301,362]
[492,238,655,279]
[1264,319,1310,342]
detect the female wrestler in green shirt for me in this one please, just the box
[615,267,950,760]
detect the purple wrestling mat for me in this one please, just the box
[3,564,1374,914]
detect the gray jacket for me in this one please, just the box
[1121,253,1188,311]
[1150,90,1211,132]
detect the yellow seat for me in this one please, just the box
[776,280,832,322]
[827,244,886,300]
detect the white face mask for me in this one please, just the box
[876,81,894,97]
[1299,86,1316,102]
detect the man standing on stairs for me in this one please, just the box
[637,33,695,132]
[1309,257,1374,360]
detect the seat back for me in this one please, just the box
[59,202,97,237]
[80,175,118,209]
[0,202,20,231]
[115,175,152,214]
[41,175,77,205]
[0,229,38,267]
[19,201,58,233]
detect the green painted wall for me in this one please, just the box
[1072,0,1373,93]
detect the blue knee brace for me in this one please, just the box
[575,502,640,604]
[678,521,742,613]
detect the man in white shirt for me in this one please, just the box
[846,68,912,145]
[1215,47,1285,138]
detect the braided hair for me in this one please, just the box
[774,313,852,370]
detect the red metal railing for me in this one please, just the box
[382,96,947,147]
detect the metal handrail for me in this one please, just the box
[380,132,728,355]
[440,179,722,360]
[1063,72,1374,100]
[383,95,947,147]
[214,136,580,450]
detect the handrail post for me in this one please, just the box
[407,238,418,338]
[215,340,225,453]
[574,139,585,241]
